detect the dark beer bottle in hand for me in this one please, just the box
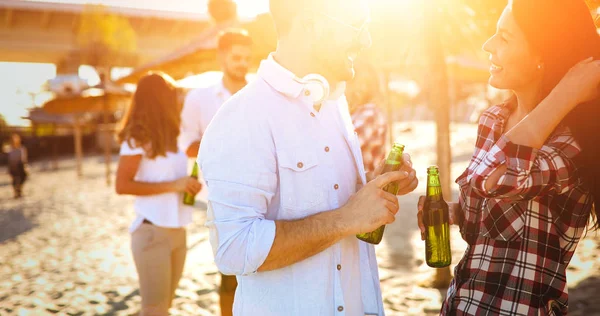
[356,143,405,245]
[423,166,451,267]
[183,162,199,206]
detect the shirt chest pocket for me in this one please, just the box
[277,149,327,213]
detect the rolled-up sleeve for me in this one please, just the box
[469,133,581,201]
[198,98,277,276]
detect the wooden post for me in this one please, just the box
[384,69,394,147]
[424,2,452,197]
[74,115,83,178]
[422,0,453,289]
[103,92,112,186]
[52,123,58,170]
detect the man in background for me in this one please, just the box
[178,29,252,316]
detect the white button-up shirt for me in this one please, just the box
[119,142,193,233]
[199,57,384,316]
[179,79,232,152]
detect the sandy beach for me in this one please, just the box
[1,121,599,315]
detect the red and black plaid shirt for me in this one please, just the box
[443,103,594,315]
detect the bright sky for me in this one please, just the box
[25,0,271,18]
[0,0,442,127]
[0,0,272,126]
[0,63,106,126]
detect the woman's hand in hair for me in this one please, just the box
[555,57,600,109]
[174,176,202,196]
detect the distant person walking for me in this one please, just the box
[7,133,28,198]
[115,72,202,316]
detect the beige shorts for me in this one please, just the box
[131,223,187,315]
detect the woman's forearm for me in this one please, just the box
[115,180,178,196]
[484,90,576,191]
[505,90,575,149]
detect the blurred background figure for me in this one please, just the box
[178,28,252,316]
[115,72,202,316]
[346,58,388,173]
[7,133,28,198]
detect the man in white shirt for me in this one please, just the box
[179,29,252,158]
[199,0,418,315]
[179,29,252,316]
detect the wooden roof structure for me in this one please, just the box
[116,13,277,84]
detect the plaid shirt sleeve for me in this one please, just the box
[446,104,593,315]
[352,103,388,172]
[468,131,582,201]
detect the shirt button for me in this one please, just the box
[324,146,330,152]
[334,184,339,190]
[304,90,311,96]
[337,264,341,270]
[310,112,316,117]
[297,162,304,169]
[337,306,344,312]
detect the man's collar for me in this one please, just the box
[257,54,305,99]
[257,54,348,105]
[215,77,232,99]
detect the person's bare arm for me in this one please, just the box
[22,148,28,164]
[258,208,351,272]
[115,155,200,196]
[484,58,600,192]
[483,91,574,192]
[258,171,414,272]
[186,141,200,158]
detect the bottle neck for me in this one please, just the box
[387,148,404,163]
[426,174,443,200]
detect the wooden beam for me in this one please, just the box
[40,11,51,29]
[74,115,83,178]
[141,18,152,33]
[4,9,13,28]
[71,14,79,34]
[52,123,58,170]
[169,20,184,37]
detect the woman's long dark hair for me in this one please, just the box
[117,72,181,159]
[512,0,599,228]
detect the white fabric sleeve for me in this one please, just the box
[119,141,145,156]
[199,98,277,276]
[178,90,203,153]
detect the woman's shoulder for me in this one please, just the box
[119,140,146,156]
[481,103,509,118]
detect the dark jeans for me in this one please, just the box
[9,162,27,190]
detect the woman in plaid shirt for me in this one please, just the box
[417,1,600,315]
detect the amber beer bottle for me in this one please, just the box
[183,162,199,206]
[423,166,451,267]
[356,143,405,245]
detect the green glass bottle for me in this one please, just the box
[183,162,199,206]
[356,143,405,245]
[424,166,451,268]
